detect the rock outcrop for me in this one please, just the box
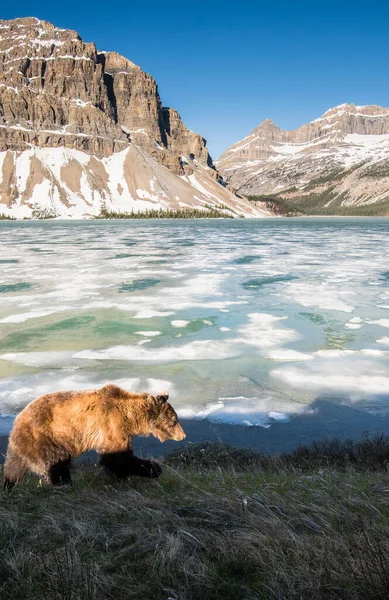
[217,104,389,215]
[0,17,267,218]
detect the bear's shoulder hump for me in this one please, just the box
[100,383,123,397]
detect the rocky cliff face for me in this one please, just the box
[0,17,211,169]
[217,104,389,215]
[0,17,266,218]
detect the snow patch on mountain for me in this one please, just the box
[0,145,268,219]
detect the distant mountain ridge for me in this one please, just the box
[216,104,389,215]
[0,17,266,218]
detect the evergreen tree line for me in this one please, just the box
[97,206,234,219]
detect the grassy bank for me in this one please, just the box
[1,438,389,599]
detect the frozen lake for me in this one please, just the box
[1,217,389,436]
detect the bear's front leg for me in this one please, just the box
[47,458,72,486]
[126,455,163,478]
[99,449,162,479]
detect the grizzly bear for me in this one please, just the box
[3,384,185,490]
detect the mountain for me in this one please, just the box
[216,104,389,215]
[0,17,267,218]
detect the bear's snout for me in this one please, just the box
[172,424,186,441]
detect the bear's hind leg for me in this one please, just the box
[99,450,162,479]
[3,447,28,491]
[48,458,72,486]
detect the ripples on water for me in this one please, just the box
[0,217,389,434]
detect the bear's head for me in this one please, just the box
[147,392,186,443]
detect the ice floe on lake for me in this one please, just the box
[1,218,389,428]
[177,395,310,427]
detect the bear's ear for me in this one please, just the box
[156,391,169,403]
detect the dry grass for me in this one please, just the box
[1,439,389,599]
[165,436,389,472]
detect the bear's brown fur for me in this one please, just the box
[3,384,185,490]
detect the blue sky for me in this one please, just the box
[2,1,389,158]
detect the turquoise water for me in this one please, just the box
[1,217,389,433]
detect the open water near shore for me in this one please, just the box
[1,217,389,441]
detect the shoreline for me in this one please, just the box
[2,399,389,462]
[1,215,389,223]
